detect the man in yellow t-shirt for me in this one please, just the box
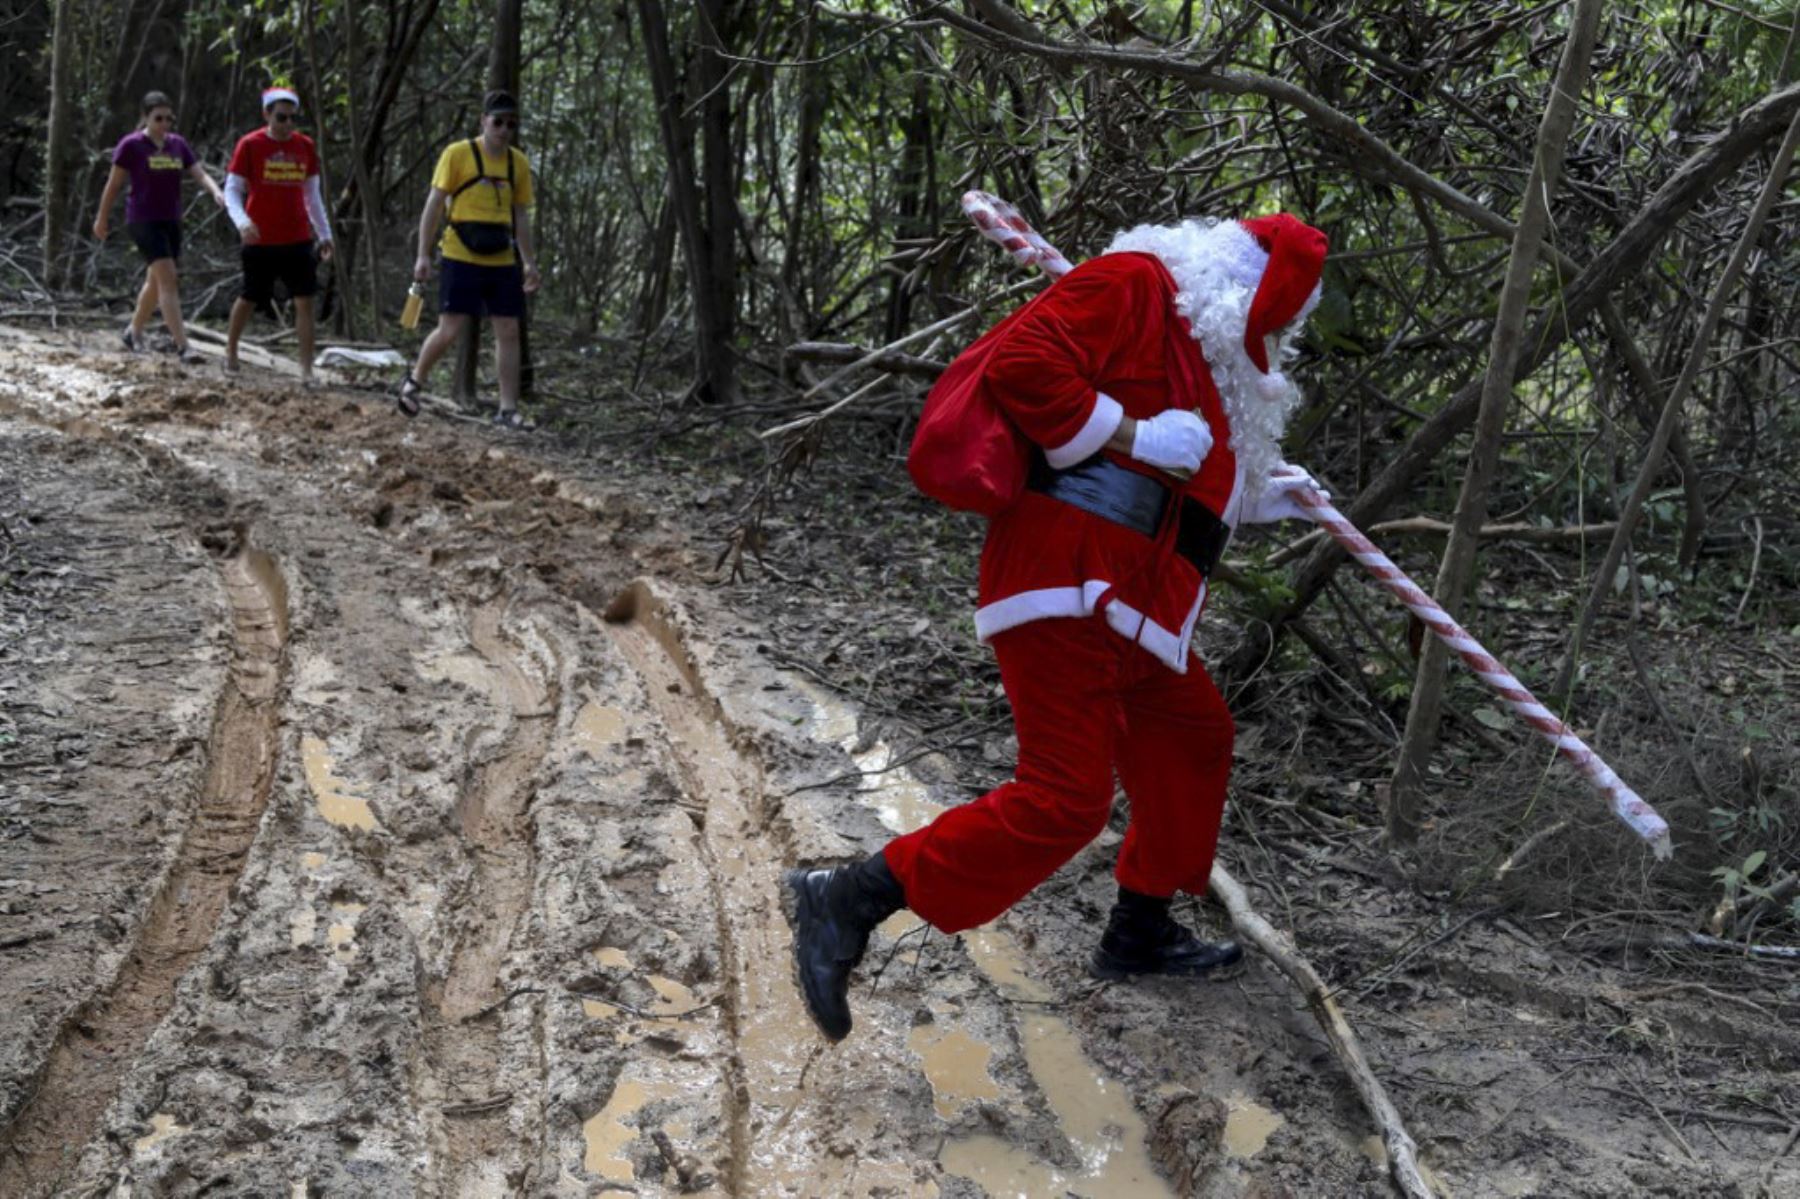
[398,90,541,429]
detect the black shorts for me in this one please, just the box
[128,220,182,263]
[240,242,318,304]
[440,258,525,319]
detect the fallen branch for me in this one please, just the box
[758,276,1040,441]
[1271,517,1619,567]
[1209,862,1435,1198]
[1493,818,1570,882]
[783,340,947,379]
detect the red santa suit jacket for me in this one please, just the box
[971,251,1245,673]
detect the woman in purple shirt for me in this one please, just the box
[93,91,226,363]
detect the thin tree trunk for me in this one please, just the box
[882,74,933,343]
[1596,302,1707,575]
[1553,107,1800,695]
[637,0,738,405]
[696,0,740,404]
[1387,0,1603,844]
[297,0,340,335]
[42,0,76,289]
[343,0,385,330]
[637,195,676,334]
[783,6,824,337]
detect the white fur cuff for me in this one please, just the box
[1044,392,1123,469]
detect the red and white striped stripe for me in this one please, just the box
[960,192,1674,858]
[962,191,1075,279]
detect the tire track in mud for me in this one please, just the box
[0,544,288,1197]
[602,580,831,1195]
[415,597,558,1195]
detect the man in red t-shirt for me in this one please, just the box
[223,86,335,385]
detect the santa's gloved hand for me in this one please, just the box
[1240,462,1327,525]
[1130,409,1214,474]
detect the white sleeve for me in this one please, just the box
[303,175,333,243]
[224,173,251,230]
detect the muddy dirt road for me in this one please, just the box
[1,326,1796,1197]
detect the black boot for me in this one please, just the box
[783,853,906,1041]
[1090,886,1243,980]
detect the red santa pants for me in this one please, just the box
[882,614,1233,934]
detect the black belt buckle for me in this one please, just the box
[1169,496,1230,577]
[1026,454,1231,578]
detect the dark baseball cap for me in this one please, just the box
[484,90,519,116]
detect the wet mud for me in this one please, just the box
[0,327,1795,1198]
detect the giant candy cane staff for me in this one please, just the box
[961,190,1673,859]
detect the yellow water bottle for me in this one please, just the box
[400,282,424,330]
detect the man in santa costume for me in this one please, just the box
[785,213,1330,1041]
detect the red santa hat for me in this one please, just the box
[1237,214,1328,374]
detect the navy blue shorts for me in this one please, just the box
[440,258,524,319]
[128,220,182,263]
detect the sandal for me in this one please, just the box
[491,407,536,432]
[396,374,423,418]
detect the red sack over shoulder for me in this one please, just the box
[906,296,1045,516]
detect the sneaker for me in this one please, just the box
[491,407,537,432]
[173,343,205,365]
[121,327,144,353]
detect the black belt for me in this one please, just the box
[1026,454,1232,577]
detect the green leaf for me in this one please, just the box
[1742,850,1767,877]
[1472,707,1508,730]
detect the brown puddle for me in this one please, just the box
[131,1112,187,1154]
[569,697,628,757]
[583,1075,682,1182]
[909,1024,1001,1118]
[1223,1094,1285,1158]
[326,902,366,961]
[301,735,380,831]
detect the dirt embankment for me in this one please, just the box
[0,327,1795,1198]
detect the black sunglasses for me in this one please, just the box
[269,110,297,124]
[149,112,175,125]
[489,115,518,129]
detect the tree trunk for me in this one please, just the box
[637,0,739,405]
[637,195,677,334]
[342,0,385,332]
[42,0,76,289]
[1387,0,1603,844]
[782,6,824,338]
[882,74,934,344]
[696,0,740,404]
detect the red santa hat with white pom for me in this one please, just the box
[1236,214,1329,373]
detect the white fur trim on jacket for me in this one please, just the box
[972,579,1208,673]
[1102,220,1317,503]
[1044,392,1123,469]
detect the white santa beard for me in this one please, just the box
[1103,219,1316,502]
